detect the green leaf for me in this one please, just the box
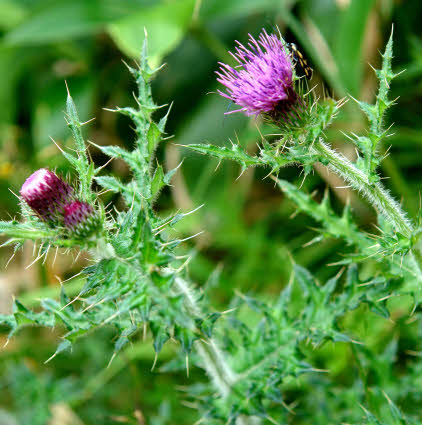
[185,143,262,169]
[147,122,162,155]
[0,221,55,241]
[151,323,170,354]
[114,325,139,354]
[197,312,221,338]
[4,0,145,46]
[200,0,285,19]
[151,165,165,199]
[45,340,72,363]
[0,0,26,31]
[275,178,370,249]
[174,326,197,354]
[0,47,27,143]
[96,145,132,162]
[95,176,125,193]
[108,0,195,67]
[12,299,37,326]
[386,396,409,425]
[62,151,79,168]
[294,265,314,297]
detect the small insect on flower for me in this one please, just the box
[20,168,73,222]
[288,43,313,80]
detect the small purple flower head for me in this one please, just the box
[20,168,73,221]
[216,30,296,118]
[64,200,100,237]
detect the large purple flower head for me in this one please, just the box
[216,30,296,118]
[20,168,73,221]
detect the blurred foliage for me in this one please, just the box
[1,0,422,424]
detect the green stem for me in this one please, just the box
[173,277,235,387]
[174,278,256,425]
[311,139,413,237]
[409,250,422,285]
[90,236,116,260]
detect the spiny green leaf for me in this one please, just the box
[147,122,162,155]
[184,143,262,169]
[0,314,16,329]
[114,325,139,354]
[95,175,126,193]
[294,264,317,296]
[96,144,132,162]
[151,165,165,198]
[45,340,72,363]
[151,323,170,354]
[275,178,370,249]
[174,326,197,354]
[196,312,221,338]
[0,221,55,240]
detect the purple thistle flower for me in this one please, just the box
[216,30,297,118]
[20,168,73,221]
[64,200,100,237]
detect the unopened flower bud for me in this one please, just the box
[64,200,100,237]
[20,168,73,221]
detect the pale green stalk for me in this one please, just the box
[311,138,422,275]
[311,139,412,237]
[174,277,256,425]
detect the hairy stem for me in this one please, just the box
[90,236,116,260]
[173,277,236,390]
[311,139,413,237]
[174,278,256,425]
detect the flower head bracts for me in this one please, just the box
[20,169,100,238]
[216,30,295,117]
[20,168,73,222]
[64,200,100,237]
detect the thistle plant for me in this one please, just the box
[189,29,420,264]
[1,30,422,425]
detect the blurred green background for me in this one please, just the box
[1,0,422,424]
